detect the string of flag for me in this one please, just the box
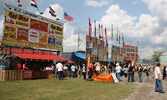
[14,0,73,21]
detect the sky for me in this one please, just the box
[0,0,167,60]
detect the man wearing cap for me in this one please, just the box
[154,63,165,93]
[115,63,122,81]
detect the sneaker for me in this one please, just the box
[159,91,165,93]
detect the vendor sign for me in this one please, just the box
[39,32,47,44]
[48,34,55,45]
[28,29,39,43]
[5,10,29,28]
[3,24,17,39]
[16,40,28,47]
[30,18,48,32]
[17,28,28,41]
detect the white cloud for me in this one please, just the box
[85,0,109,7]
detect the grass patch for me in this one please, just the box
[0,78,135,100]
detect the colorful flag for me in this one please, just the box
[15,0,20,3]
[49,6,56,17]
[94,20,96,38]
[98,23,101,39]
[64,12,73,21]
[101,25,104,40]
[119,34,120,44]
[31,0,39,10]
[105,27,108,43]
[89,18,92,36]
[116,28,118,41]
[111,24,113,39]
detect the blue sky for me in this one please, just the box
[0,0,167,59]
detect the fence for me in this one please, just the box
[0,70,24,81]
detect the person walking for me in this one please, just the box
[56,61,64,80]
[67,63,71,78]
[115,63,122,81]
[71,64,76,78]
[82,64,86,79]
[128,63,133,82]
[154,63,165,93]
[146,68,149,80]
[138,64,143,83]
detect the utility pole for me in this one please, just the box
[77,31,81,51]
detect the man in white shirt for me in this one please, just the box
[115,63,122,81]
[154,63,165,93]
[56,61,64,80]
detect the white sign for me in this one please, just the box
[111,73,119,83]
[28,29,39,43]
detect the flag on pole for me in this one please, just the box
[15,0,20,3]
[116,28,118,41]
[94,20,96,38]
[101,25,104,40]
[105,27,108,43]
[89,18,92,36]
[98,23,101,39]
[64,12,73,21]
[31,0,39,10]
[49,6,56,17]
[111,24,113,39]
[119,34,120,44]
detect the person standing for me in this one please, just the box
[154,63,165,93]
[162,66,166,80]
[128,63,133,82]
[132,63,136,82]
[56,61,64,80]
[138,64,143,83]
[82,64,86,79]
[146,68,149,80]
[67,63,71,78]
[123,65,128,81]
[71,64,76,78]
[115,63,122,81]
[88,62,95,80]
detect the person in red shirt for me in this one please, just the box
[17,63,21,71]
[88,62,95,80]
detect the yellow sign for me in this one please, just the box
[29,42,38,48]
[39,44,47,48]
[3,24,17,39]
[39,32,47,44]
[16,40,28,47]
[2,38,16,45]
[5,10,30,28]
[56,46,62,50]
[49,24,63,36]
[48,45,55,49]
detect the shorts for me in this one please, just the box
[124,73,127,77]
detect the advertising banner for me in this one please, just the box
[3,24,17,39]
[30,18,48,32]
[39,32,47,44]
[48,34,55,45]
[16,40,28,47]
[17,28,28,41]
[2,4,64,51]
[5,10,30,28]
[28,29,39,43]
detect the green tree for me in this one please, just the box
[152,51,163,63]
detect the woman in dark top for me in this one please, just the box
[138,64,143,83]
[128,63,134,82]
[163,66,166,80]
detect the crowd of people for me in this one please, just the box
[51,61,166,93]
